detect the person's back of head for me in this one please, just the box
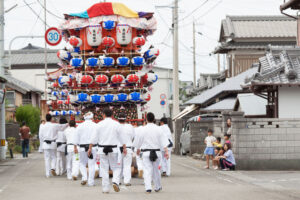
[22,121,26,127]
[69,120,76,128]
[59,117,68,124]
[160,117,168,125]
[146,112,155,123]
[103,108,113,118]
[217,137,221,143]
[46,114,52,122]
[118,113,126,123]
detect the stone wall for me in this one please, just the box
[232,118,300,170]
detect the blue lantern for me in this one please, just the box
[58,75,70,87]
[117,93,128,102]
[52,111,60,116]
[77,93,88,103]
[86,57,100,67]
[57,50,72,61]
[104,94,114,103]
[100,57,115,67]
[91,94,101,104]
[52,91,59,96]
[67,110,74,115]
[103,20,115,30]
[129,92,141,102]
[70,57,83,68]
[75,111,81,116]
[61,110,67,116]
[117,57,130,67]
[132,56,145,66]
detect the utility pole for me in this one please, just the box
[172,0,179,117]
[217,54,220,73]
[44,0,47,100]
[193,19,196,88]
[0,0,5,160]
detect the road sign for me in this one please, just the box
[160,93,166,100]
[45,27,62,46]
[160,100,166,106]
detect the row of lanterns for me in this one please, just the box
[48,92,151,104]
[57,48,159,66]
[55,73,158,87]
[50,110,81,117]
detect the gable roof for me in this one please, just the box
[220,15,296,42]
[202,98,236,111]
[215,16,297,54]
[185,67,258,106]
[234,93,267,116]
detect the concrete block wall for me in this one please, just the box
[232,118,300,170]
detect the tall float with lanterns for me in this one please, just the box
[45,2,159,122]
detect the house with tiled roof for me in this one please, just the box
[214,15,297,78]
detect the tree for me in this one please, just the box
[15,105,40,135]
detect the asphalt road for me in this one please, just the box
[0,153,299,200]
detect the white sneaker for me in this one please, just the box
[213,166,218,170]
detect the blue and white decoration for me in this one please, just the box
[90,94,101,104]
[86,57,100,67]
[60,91,68,96]
[143,48,159,64]
[58,75,70,87]
[70,57,84,68]
[129,92,141,102]
[103,20,115,30]
[52,110,61,116]
[77,93,89,103]
[131,56,145,66]
[100,56,115,67]
[57,50,72,61]
[147,73,158,83]
[75,111,81,116]
[67,110,74,115]
[52,91,59,96]
[117,93,128,102]
[104,94,114,103]
[117,56,130,67]
[61,110,67,116]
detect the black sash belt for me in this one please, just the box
[79,144,97,152]
[57,142,66,147]
[44,140,55,144]
[98,145,117,155]
[141,149,160,162]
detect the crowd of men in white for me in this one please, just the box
[38,109,173,194]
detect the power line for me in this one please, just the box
[178,0,209,22]
[23,0,49,27]
[36,0,64,20]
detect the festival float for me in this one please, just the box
[46,2,159,122]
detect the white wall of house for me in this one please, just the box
[278,86,300,118]
[138,67,173,119]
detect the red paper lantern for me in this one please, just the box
[144,93,151,101]
[111,74,124,84]
[102,36,115,48]
[52,82,59,88]
[133,35,145,47]
[57,100,63,105]
[69,36,82,47]
[64,100,70,105]
[127,74,139,83]
[95,74,109,84]
[81,75,93,85]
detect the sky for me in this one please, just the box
[4,0,294,81]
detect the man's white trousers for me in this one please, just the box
[142,151,162,191]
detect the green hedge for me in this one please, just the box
[15,105,40,135]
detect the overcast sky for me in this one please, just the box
[4,0,293,81]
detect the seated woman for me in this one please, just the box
[216,143,236,170]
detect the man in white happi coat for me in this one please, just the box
[64,120,80,180]
[74,112,97,186]
[160,117,173,177]
[117,113,135,186]
[88,108,127,193]
[134,112,169,194]
[133,122,146,178]
[39,114,67,178]
[38,120,45,153]
[56,118,68,176]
